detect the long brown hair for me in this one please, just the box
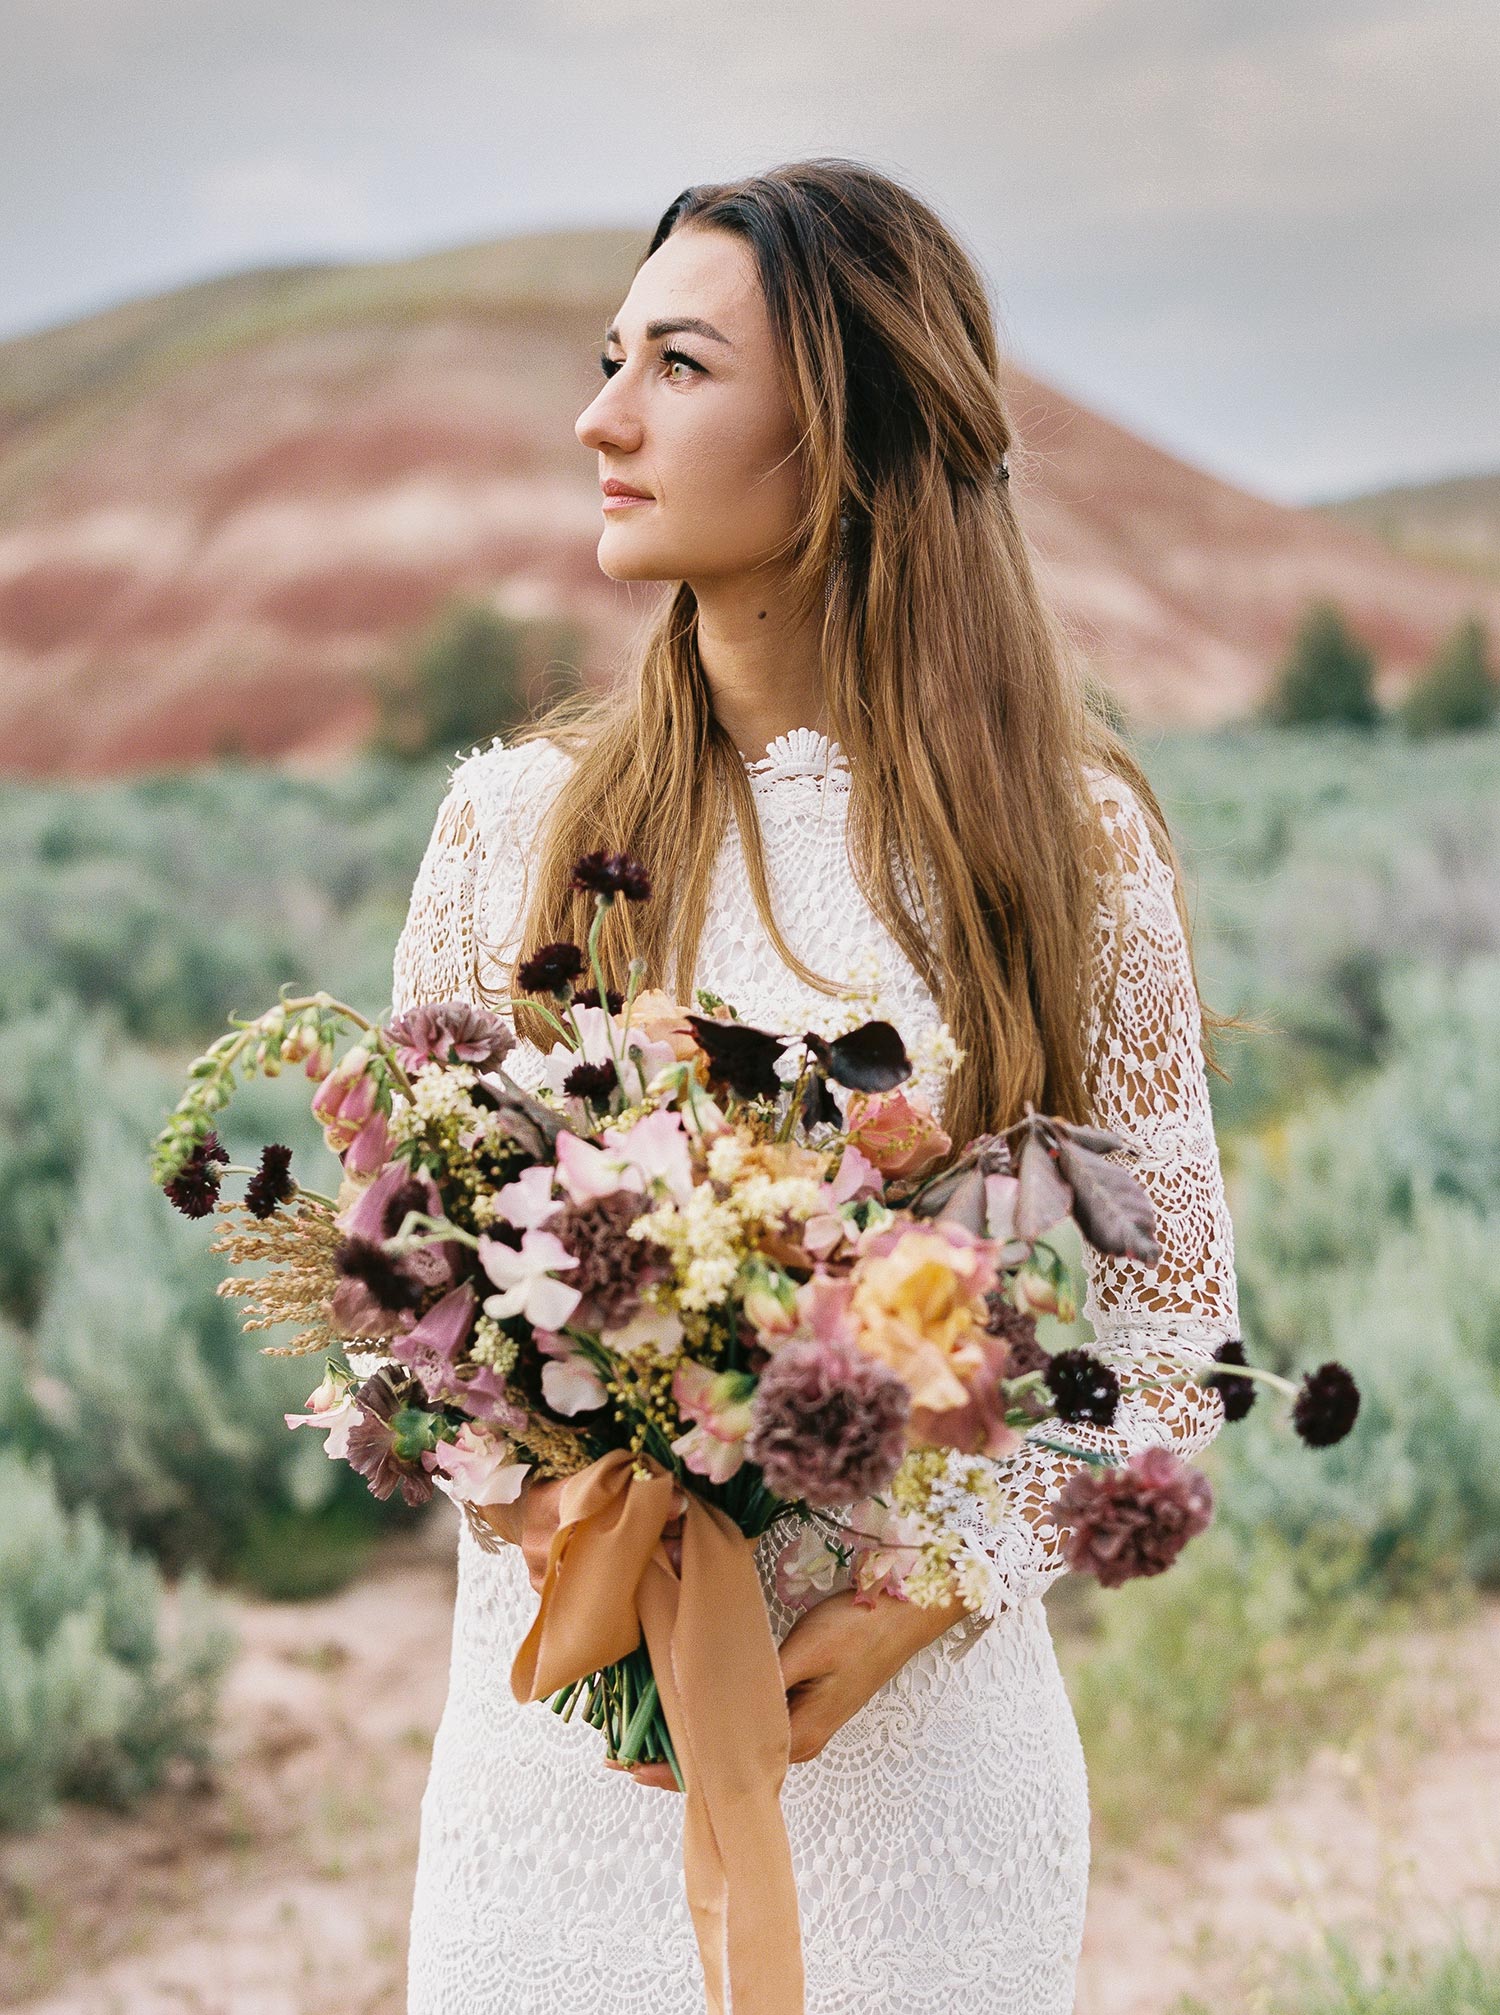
[483,158,1233,1143]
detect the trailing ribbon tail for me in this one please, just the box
[505,1450,805,2015]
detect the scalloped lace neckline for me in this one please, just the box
[740,726,850,786]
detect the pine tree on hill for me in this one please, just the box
[1264,600,1381,727]
[1399,616,1497,737]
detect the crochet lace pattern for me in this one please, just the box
[396,727,1238,2015]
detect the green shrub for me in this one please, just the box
[23,1029,411,1585]
[1399,615,1497,736]
[0,1447,235,1831]
[1264,601,1381,727]
[1059,1517,1402,1854]
[1181,1928,1500,2015]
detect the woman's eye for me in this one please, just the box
[660,347,701,380]
[599,353,621,379]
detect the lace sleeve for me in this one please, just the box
[943,771,1239,1618]
[389,755,491,1018]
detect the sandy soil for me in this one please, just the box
[3,1512,1496,2015]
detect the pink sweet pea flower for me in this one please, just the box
[844,1499,927,1607]
[553,1127,646,1206]
[829,1141,884,1205]
[494,1163,562,1231]
[478,1228,582,1330]
[602,1106,695,1206]
[670,1360,756,1484]
[773,1524,852,1611]
[424,1422,531,1507]
[284,1369,360,1461]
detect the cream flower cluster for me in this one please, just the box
[631,1153,826,1313]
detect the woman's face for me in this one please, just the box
[576,225,807,585]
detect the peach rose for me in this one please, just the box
[848,1225,995,1413]
[843,1087,952,1180]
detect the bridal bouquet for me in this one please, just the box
[151,842,1359,2013]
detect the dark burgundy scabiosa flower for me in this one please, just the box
[385,1001,515,1075]
[549,1189,668,1328]
[562,1057,620,1106]
[573,983,626,1013]
[981,1294,1051,1379]
[569,849,653,903]
[1205,1338,1257,1422]
[1045,1347,1121,1428]
[1044,1444,1213,1587]
[685,1014,788,1101]
[517,941,587,996]
[1292,1361,1361,1447]
[164,1131,230,1218]
[333,1234,427,1314]
[244,1142,295,1220]
[745,1333,912,1509]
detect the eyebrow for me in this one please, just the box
[602,316,733,348]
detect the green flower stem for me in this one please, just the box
[584,893,626,1082]
[386,1210,482,1253]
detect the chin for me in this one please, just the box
[595,531,681,583]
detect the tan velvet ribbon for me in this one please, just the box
[503,1449,804,2015]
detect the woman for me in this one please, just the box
[396,159,1239,2015]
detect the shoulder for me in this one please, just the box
[442,732,576,854]
[1080,763,1167,888]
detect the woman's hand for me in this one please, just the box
[483,1474,689,1793]
[777,1586,970,1765]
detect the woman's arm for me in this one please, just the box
[929,768,1238,1621]
[765,771,1240,1767]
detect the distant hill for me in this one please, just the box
[1321,469,1500,583]
[2,227,1497,775]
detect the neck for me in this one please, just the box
[689,568,827,764]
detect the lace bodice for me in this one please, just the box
[390,727,1237,1616]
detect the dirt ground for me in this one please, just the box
[3,1506,1497,2015]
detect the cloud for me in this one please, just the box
[194,155,380,255]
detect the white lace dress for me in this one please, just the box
[393,728,1239,2015]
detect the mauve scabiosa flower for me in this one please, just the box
[1206,1338,1257,1422]
[1045,1444,1213,1587]
[562,1057,619,1105]
[549,1188,667,1328]
[746,1332,912,1509]
[1046,1347,1121,1428]
[569,849,652,902]
[385,1001,515,1075]
[244,1142,295,1219]
[517,941,586,995]
[164,1131,230,1218]
[1292,1361,1361,1446]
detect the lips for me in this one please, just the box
[601,479,654,508]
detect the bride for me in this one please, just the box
[394,158,1239,2015]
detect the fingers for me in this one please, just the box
[785,1691,829,1766]
[604,1758,682,1793]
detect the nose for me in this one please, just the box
[576,373,644,458]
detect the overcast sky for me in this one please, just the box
[4,0,1496,502]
